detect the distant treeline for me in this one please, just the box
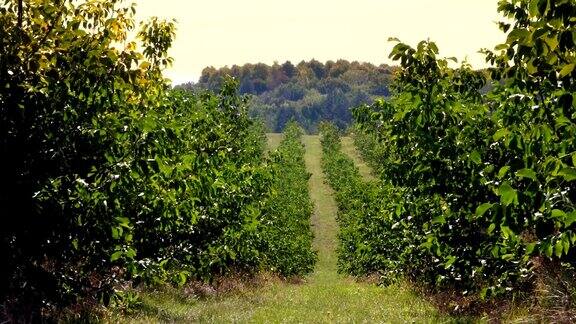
[177,60,396,132]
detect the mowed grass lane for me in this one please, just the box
[265,133,284,152]
[340,136,376,182]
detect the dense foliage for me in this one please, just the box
[263,122,317,276]
[349,0,576,305]
[0,1,315,320]
[179,60,395,132]
[319,124,404,280]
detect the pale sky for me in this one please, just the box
[134,0,503,85]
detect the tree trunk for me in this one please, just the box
[18,0,23,27]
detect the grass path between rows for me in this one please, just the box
[265,133,284,152]
[123,134,449,323]
[340,136,376,182]
[296,135,448,323]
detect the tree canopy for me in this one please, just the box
[178,60,396,132]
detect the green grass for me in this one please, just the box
[340,136,376,182]
[116,134,452,323]
[265,133,284,152]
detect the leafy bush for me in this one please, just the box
[320,123,404,280]
[1,0,181,317]
[261,122,317,276]
[350,0,576,303]
[0,1,315,320]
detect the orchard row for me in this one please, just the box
[328,0,576,309]
[1,1,315,320]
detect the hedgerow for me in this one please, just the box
[262,121,317,276]
[349,0,576,306]
[319,123,404,280]
[0,1,315,320]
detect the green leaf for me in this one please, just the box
[552,209,566,218]
[110,251,123,262]
[559,63,575,78]
[470,150,481,165]
[495,43,508,51]
[491,245,500,257]
[155,156,173,176]
[559,168,576,181]
[72,239,79,250]
[498,166,511,179]
[525,242,536,254]
[116,216,131,228]
[529,0,540,16]
[139,61,151,69]
[487,223,496,235]
[125,248,136,259]
[111,227,120,239]
[544,35,559,51]
[480,287,488,300]
[500,225,515,239]
[527,60,538,74]
[556,115,571,127]
[507,28,530,43]
[432,215,446,224]
[554,241,564,257]
[429,42,439,54]
[444,255,456,269]
[177,272,187,286]
[544,243,553,257]
[565,211,576,227]
[516,168,537,180]
[533,27,548,40]
[563,236,571,254]
[493,128,510,141]
[499,182,518,206]
[476,203,493,217]
[141,114,157,132]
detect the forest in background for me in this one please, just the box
[177,60,396,132]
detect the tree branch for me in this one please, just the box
[17,0,23,27]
